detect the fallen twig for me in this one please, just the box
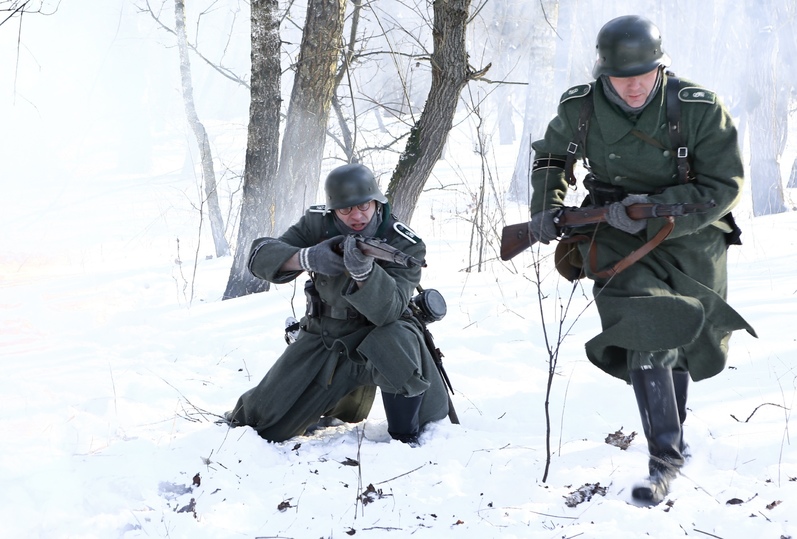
[730,402,789,423]
[693,529,724,539]
[376,463,428,484]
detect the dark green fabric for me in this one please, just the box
[231,206,449,442]
[531,74,744,233]
[324,386,377,423]
[530,73,756,383]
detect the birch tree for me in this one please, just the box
[174,0,231,258]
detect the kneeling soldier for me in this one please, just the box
[225,164,449,445]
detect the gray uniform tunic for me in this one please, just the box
[530,73,756,382]
[228,203,449,441]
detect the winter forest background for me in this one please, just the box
[3,0,795,276]
[2,1,797,538]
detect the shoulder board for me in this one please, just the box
[560,83,592,104]
[309,204,326,213]
[393,221,420,244]
[678,87,715,104]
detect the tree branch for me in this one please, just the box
[140,0,250,88]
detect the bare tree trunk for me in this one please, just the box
[174,0,230,258]
[330,0,363,163]
[272,0,347,235]
[508,0,559,205]
[223,0,282,299]
[747,2,787,216]
[386,0,474,224]
[780,3,797,190]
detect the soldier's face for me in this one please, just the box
[608,68,659,108]
[335,200,376,232]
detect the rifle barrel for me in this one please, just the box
[355,237,426,267]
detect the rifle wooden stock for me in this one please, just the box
[500,200,716,261]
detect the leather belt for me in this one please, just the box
[318,303,364,321]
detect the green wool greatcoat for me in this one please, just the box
[229,204,449,442]
[530,73,756,382]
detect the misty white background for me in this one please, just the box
[2,1,796,538]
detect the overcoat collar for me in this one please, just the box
[593,75,669,145]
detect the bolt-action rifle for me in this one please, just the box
[500,201,717,261]
[337,235,427,268]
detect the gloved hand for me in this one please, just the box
[343,235,374,281]
[298,235,346,275]
[529,208,559,244]
[605,194,649,234]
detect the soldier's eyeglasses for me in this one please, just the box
[337,201,373,215]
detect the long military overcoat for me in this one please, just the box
[530,73,756,382]
[228,203,449,441]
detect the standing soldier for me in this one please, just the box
[528,15,756,504]
[225,164,449,446]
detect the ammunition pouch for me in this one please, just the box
[304,279,321,318]
[583,174,626,206]
[304,279,365,321]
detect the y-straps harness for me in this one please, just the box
[566,73,692,186]
[634,72,692,184]
[664,74,693,185]
[564,88,595,186]
[565,74,690,280]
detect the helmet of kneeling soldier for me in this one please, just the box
[325,163,388,212]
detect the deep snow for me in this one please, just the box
[2,155,796,538]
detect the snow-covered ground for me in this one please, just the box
[2,148,795,538]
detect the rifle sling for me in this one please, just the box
[630,128,667,150]
[588,216,675,279]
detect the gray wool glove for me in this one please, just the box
[298,235,346,275]
[529,208,559,244]
[605,194,649,234]
[343,235,374,281]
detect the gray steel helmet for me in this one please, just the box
[592,15,670,78]
[324,163,387,212]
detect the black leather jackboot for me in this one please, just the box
[672,369,690,457]
[381,392,423,446]
[630,365,685,505]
